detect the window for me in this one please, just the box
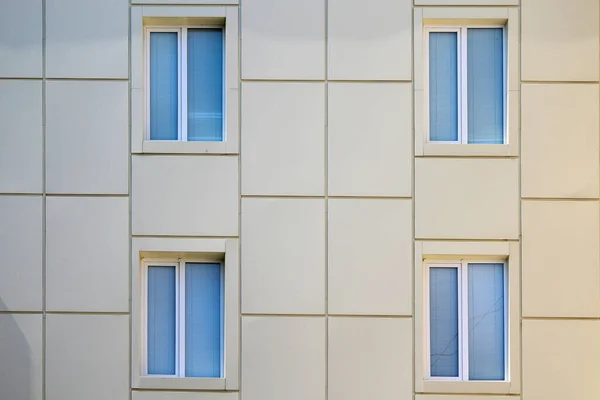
[142,259,223,378]
[425,261,507,381]
[146,27,224,142]
[426,26,506,144]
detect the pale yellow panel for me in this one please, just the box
[523,320,600,400]
[522,201,600,317]
[522,84,599,198]
[522,0,599,81]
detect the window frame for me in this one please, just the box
[144,25,226,143]
[423,260,509,382]
[140,258,225,378]
[424,25,508,145]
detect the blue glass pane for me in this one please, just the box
[467,28,504,144]
[185,263,222,377]
[150,32,178,140]
[430,267,459,377]
[187,29,224,141]
[468,263,505,380]
[429,32,459,142]
[147,266,176,375]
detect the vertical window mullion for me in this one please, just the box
[178,260,186,377]
[181,28,188,142]
[460,27,469,144]
[461,261,469,380]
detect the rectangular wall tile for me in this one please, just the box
[133,393,239,400]
[0,0,42,78]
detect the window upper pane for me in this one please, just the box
[149,32,179,140]
[429,267,459,377]
[147,265,177,375]
[429,32,459,142]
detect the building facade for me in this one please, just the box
[0,0,599,399]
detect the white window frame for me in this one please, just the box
[145,25,226,142]
[141,258,225,378]
[423,260,508,382]
[424,25,508,145]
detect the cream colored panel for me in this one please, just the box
[133,393,238,400]
[241,82,325,195]
[328,199,412,315]
[0,315,42,400]
[132,156,238,236]
[522,84,599,198]
[416,397,518,400]
[328,83,412,196]
[46,315,129,400]
[242,198,325,314]
[0,81,42,193]
[46,0,128,78]
[522,201,600,317]
[242,317,325,400]
[415,158,519,239]
[328,0,411,80]
[523,320,600,400]
[416,0,517,3]
[0,0,42,77]
[0,196,42,311]
[241,0,325,79]
[522,0,599,81]
[46,81,128,194]
[46,197,129,312]
[328,317,412,400]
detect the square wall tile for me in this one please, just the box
[523,320,600,400]
[0,196,42,312]
[0,80,42,193]
[242,198,325,314]
[328,83,412,197]
[522,84,599,198]
[328,317,412,400]
[328,199,412,315]
[415,158,519,239]
[0,314,42,400]
[241,0,325,79]
[242,317,325,400]
[132,156,238,236]
[0,0,42,77]
[46,81,128,194]
[46,315,129,400]
[522,0,599,81]
[328,0,411,80]
[241,82,325,195]
[522,201,600,317]
[46,0,128,78]
[46,197,129,312]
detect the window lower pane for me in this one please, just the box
[468,263,505,380]
[149,32,179,140]
[185,263,222,377]
[429,32,459,142]
[147,266,176,375]
[467,28,504,144]
[429,267,459,377]
[187,29,224,142]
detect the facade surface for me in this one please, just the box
[0,0,599,399]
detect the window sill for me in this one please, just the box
[421,142,517,157]
[142,140,238,155]
[421,380,517,395]
[135,376,226,391]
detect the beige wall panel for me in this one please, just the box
[241,82,325,195]
[522,200,600,317]
[522,84,599,198]
[0,0,42,78]
[46,81,128,194]
[241,0,325,79]
[328,0,411,80]
[0,196,42,312]
[242,317,325,400]
[415,158,519,239]
[46,315,129,400]
[328,317,412,400]
[522,0,599,81]
[416,0,517,3]
[417,397,518,400]
[46,197,129,312]
[0,80,42,193]
[0,314,42,400]
[132,155,238,236]
[133,393,238,400]
[523,320,600,400]
[328,83,412,197]
[242,198,325,314]
[328,199,412,315]
[46,0,128,78]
